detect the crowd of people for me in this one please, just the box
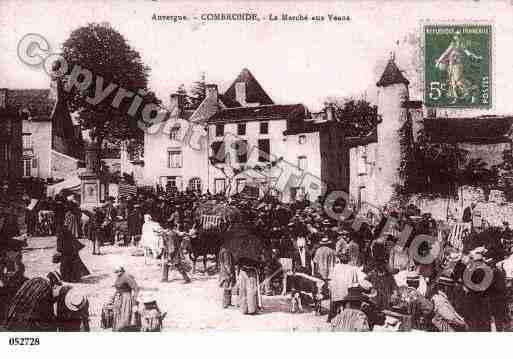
[2,187,513,332]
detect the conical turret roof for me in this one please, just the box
[376,58,410,87]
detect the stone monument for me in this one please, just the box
[79,141,102,209]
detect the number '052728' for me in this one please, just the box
[8,337,40,346]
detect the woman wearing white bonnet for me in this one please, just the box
[55,286,90,331]
[112,264,140,331]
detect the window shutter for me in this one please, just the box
[32,158,38,168]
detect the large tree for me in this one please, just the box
[323,97,380,138]
[60,23,160,151]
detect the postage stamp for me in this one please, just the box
[424,24,492,109]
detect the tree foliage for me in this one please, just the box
[189,72,206,109]
[60,23,160,150]
[176,84,191,110]
[323,98,380,137]
[397,119,499,198]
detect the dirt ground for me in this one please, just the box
[22,236,331,332]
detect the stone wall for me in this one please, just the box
[411,185,513,226]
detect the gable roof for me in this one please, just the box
[376,59,410,87]
[223,68,274,107]
[424,116,513,144]
[207,104,309,124]
[1,89,55,119]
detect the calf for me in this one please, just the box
[286,272,328,315]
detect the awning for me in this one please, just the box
[46,176,81,197]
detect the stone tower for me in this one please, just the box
[376,54,410,206]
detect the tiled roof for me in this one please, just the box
[207,104,308,123]
[424,116,513,144]
[223,68,274,107]
[376,60,410,87]
[346,128,378,147]
[283,122,320,135]
[2,89,55,118]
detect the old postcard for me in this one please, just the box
[1,1,513,353]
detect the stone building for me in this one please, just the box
[17,79,83,181]
[206,68,325,201]
[348,55,513,220]
[143,68,349,201]
[143,84,220,191]
[0,89,23,185]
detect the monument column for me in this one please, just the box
[80,141,102,210]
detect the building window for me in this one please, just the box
[189,177,201,192]
[22,133,32,149]
[236,178,246,193]
[237,123,246,136]
[235,140,248,163]
[214,178,226,194]
[215,124,224,137]
[358,147,367,175]
[211,141,225,163]
[357,186,367,210]
[22,159,32,177]
[169,126,180,141]
[258,139,270,162]
[290,187,305,201]
[167,150,182,168]
[260,122,269,134]
[298,135,306,145]
[23,136,32,151]
[298,156,307,171]
[164,176,182,192]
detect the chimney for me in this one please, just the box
[326,106,333,122]
[235,82,246,106]
[170,93,182,117]
[206,84,218,102]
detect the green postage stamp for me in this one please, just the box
[424,24,492,108]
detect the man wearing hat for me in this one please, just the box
[327,245,371,323]
[127,204,143,246]
[313,236,336,281]
[292,236,312,274]
[390,271,433,330]
[501,221,513,253]
[218,245,236,308]
[330,286,371,331]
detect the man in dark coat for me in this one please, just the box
[127,205,143,246]
[161,230,191,284]
[462,203,475,223]
[218,246,236,308]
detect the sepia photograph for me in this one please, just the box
[1,1,513,353]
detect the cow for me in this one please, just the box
[181,230,224,274]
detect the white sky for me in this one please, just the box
[1,0,512,112]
